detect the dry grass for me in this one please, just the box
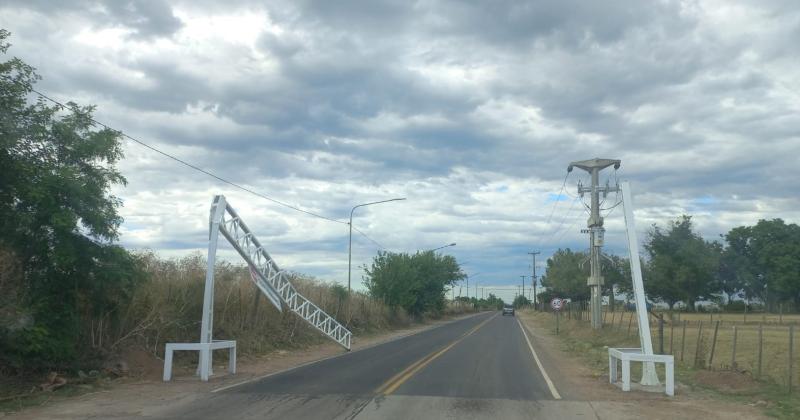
[529,309,800,419]
[659,311,800,326]
[565,308,799,388]
[102,251,473,363]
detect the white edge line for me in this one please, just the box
[517,318,562,400]
[211,311,488,393]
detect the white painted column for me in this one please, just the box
[620,181,660,386]
[199,195,227,378]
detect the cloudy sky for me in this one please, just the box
[2,0,799,302]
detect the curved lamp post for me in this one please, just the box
[429,242,456,252]
[348,198,406,292]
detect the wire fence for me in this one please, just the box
[546,301,799,392]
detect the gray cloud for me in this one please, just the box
[2,0,799,288]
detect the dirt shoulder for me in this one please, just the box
[518,311,770,420]
[1,313,480,420]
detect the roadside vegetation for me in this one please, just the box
[0,31,473,410]
[542,215,800,314]
[523,310,800,419]
[364,250,466,316]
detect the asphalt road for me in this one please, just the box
[159,312,596,419]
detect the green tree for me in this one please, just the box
[0,30,141,369]
[540,248,589,301]
[724,219,800,309]
[644,215,720,311]
[540,248,628,307]
[512,294,531,308]
[483,293,504,310]
[602,254,630,311]
[364,250,465,316]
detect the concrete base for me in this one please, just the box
[608,347,674,396]
[163,340,236,382]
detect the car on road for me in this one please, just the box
[502,305,515,316]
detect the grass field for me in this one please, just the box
[531,309,800,419]
[566,309,799,390]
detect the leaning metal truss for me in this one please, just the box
[210,195,352,350]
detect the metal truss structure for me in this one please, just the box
[164,195,351,382]
[210,195,352,350]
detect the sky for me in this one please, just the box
[2,0,799,303]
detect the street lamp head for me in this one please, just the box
[449,242,456,246]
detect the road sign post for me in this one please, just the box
[551,298,564,335]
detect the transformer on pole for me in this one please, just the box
[568,158,620,330]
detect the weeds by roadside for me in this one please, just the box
[0,251,474,413]
[521,310,800,420]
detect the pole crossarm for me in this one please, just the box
[568,158,621,173]
[213,195,352,350]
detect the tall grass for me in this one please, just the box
[95,252,425,360]
[2,249,472,374]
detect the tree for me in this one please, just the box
[718,234,747,304]
[0,30,141,369]
[483,293,504,310]
[364,250,465,316]
[540,248,589,301]
[512,294,531,308]
[644,215,720,311]
[724,219,800,309]
[602,254,630,311]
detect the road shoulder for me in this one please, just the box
[518,310,768,420]
[1,313,481,420]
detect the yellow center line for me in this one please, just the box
[376,312,499,396]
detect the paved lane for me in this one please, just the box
[158,312,596,420]
[392,313,553,400]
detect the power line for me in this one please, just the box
[545,195,579,245]
[22,85,349,225]
[545,172,570,224]
[352,226,389,251]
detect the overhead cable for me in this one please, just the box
[22,85,348,225]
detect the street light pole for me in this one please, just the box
[428,242,457,252]
[348,198,406,293]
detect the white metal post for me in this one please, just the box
[620,181,659,386]
[199,195,227,378]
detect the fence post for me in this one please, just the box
[757,323,763,380]
[695,321,704,368]
[709,320,720,369]
[731,325,738,370]
[670,319,675,355]
[789,325,794,394]
[658,315,665,354]
[627,312,634,336]
[681,320,687,362]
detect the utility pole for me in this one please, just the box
[528,251,540,309]
[568,158,620,330]
[520,276,527,300]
